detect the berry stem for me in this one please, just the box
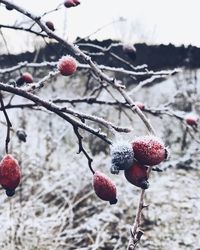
[0,91,12,154]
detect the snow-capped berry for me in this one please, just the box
[134,101,145,110]
[16,129,27,142]
[93,171,117,204]
[132,135,166,166]
[57,55,77,76]
[122,43,136,61]
[64,0,76,8]
[184,113,198,126]
[110,142,134,174]
[0,154,21,193]
[124,161,149,189]
[45,21,55,31]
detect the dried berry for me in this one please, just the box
[134,101,145,110]
[0,154,21,195]
[57,55,77,76]
[16,128,27,142]
[184,113,198,127]
[122,43,137,61]
[21,72,33,83]
[111,142,134,174]
[73,0,80,5]
[45,21,55,31]
[16,72,33,86]
[93,171,117,204]
[64,0,76,8]
[132,135,166,166]
[124,161,149,189]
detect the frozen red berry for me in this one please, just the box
[20,72,33,83]
[135,101,145,110]
[122,43,136,61]
[184,113,198,126]
[0,154,21,196]
[21,72,33,83]
[64,0,76,8]
[16,72,33,86]
[132,135,166,166]
[57,55,77,76]
[45,21,55,31]
[93,171,117,204]
[124,161,149,189]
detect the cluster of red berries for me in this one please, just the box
[64,0,80,8]
[93,135,167,204]
[0,155,21,197]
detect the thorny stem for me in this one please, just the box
[0,91,12,154]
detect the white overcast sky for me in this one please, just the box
[0,0,200,53]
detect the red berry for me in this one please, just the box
[185,113,198,126]
[122,43,136,61]
[64,0,76,8]
[57,55,77,76]
[124,161,149,189]
[21,72,33,83]
[45,21,55,31]
[93,171,117,204]
[0,154,21,192]
[132,135,166,166]
[134,101,145,110]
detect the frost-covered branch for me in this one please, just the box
[0,82,112,145]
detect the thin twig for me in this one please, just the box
[73,127,94,174]
[0,82,112,145]
[0,91,12,153]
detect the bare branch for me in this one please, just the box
[73,127,94,174]
[0,82,112,145]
